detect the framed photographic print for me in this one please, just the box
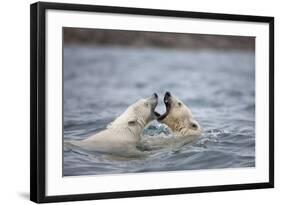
[30,1,274,203]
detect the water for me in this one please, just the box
[63,45,255,176]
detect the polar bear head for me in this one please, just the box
[109,93,159,131]
[158,92,202,137]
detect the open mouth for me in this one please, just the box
[157,91,171,121]
[151,93,160,118]
[154,111,160,118]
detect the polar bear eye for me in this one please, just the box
[178,102,182,107]
[190,123,198,129]
[144,102,149,107]
[128,120,137,126]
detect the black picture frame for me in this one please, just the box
[30,1,274,203]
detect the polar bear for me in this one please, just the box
[69,94,159,155]
[158,92,202,137]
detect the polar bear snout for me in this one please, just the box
[144,93,158,110]
[165,91,171,98]
[146,93,160,119]
[148,93,158,101]
[149,93,158,108]
[164,91,172,105]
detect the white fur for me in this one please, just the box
[160,95,202,137]
[70,96,158,155]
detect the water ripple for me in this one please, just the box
[63,46,255,176]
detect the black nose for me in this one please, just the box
[153,93,158,98]
[165,91,171,97]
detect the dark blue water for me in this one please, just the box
[63,45,255,176]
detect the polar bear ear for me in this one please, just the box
[128,118,138,126]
